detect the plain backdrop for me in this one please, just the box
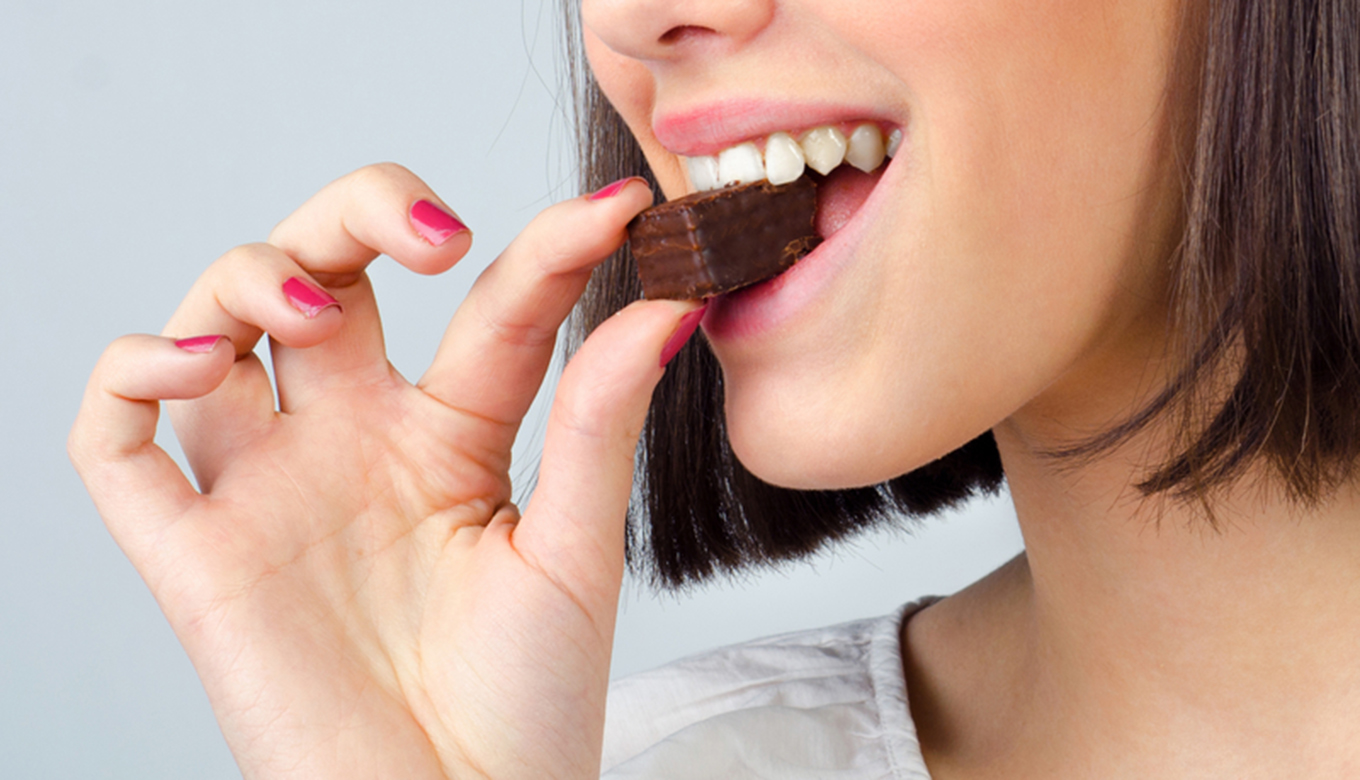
[0,1,1024,776]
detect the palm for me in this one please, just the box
[70,167,693,780]
[151,369,603,778]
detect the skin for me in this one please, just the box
[71,166,701,779]
[583,0,1360,778]
[584,0,1183,489]
[68,2,1360,780]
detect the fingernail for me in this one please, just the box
[410,199,468,247]
[283,277,342,319]
[660,304,708,367]
[590,177,639,201]
[174,335,227,353]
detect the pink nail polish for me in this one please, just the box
[283,277,342,319]
[590,177,637,201]
[175,335,227,353]
[410,200,468,246]
[661,305,708,367]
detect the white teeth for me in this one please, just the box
[798,127,848,175]
[886,127,903,158]
[682,124,897,192]
[845,124,886,173]
[763,132,806,185]
[687,155,720,191]
[717,142,766,186]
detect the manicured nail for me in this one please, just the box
[410,199,468,247]
[283,277,341,319]
[660,304,708,367]
[174,335,227,353]
[590,177,639,201]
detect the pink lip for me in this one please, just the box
[654,98,900,157]
[702,152,904,342]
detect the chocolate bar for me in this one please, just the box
[628,177,820,300]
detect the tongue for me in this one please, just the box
[815,165,884,238]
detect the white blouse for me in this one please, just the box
[601,600,939,779]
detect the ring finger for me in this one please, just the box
[162,242,347,473]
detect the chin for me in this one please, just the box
[722,391,941,492]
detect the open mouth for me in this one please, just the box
[679,122,899,242]
[676,120,902,339]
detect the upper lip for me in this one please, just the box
[653,98,900,157]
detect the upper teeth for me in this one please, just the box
[800,127,848,175]
[844,125,887,173]
[685,123,900,192]
[716,142,765,186]
[765,132,806,185]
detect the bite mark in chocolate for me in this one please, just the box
[628,177,820,300]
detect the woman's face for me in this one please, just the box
[583,0,1189,489]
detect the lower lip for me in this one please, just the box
[702,158,900,342]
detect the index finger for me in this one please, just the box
[417,178,654,429]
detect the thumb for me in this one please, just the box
[515,298,705,608]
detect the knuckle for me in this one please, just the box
[66,418,92,469]
[93,339,140,401]
[210,242,284,285]
[347,161,419,195]
[217,241,274,269]
[98,334,140,373]
[471,293,559,350]
[68,341,128,468]
[65,416,114,474]
[551,370,629,444]
[549,401,607,445]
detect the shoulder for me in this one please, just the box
[601,599,939,779]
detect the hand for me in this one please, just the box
[69,164,699,779]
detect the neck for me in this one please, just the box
[907,421,1360,778]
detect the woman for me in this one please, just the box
[69,0,1359,777]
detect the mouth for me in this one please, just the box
[650,101,908,338]
[678,122,900,241]
[664,120,901,340]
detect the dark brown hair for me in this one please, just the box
[560,0,1360,587]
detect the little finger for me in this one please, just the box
[69,334,233,563]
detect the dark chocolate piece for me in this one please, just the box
[628,177,820,300]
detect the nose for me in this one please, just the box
[581,0,775,62]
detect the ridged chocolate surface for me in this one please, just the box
[628,177,819,300]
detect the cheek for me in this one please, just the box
[910,0,1180,346]
[583,33,690,198]
[722,0,1182,487]
[850,0,1176,207]
[856,0,1180,371]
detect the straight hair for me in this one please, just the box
[560,0,1360,587]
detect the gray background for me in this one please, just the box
[1,1,1023,776]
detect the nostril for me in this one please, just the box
[659,25,715,45]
